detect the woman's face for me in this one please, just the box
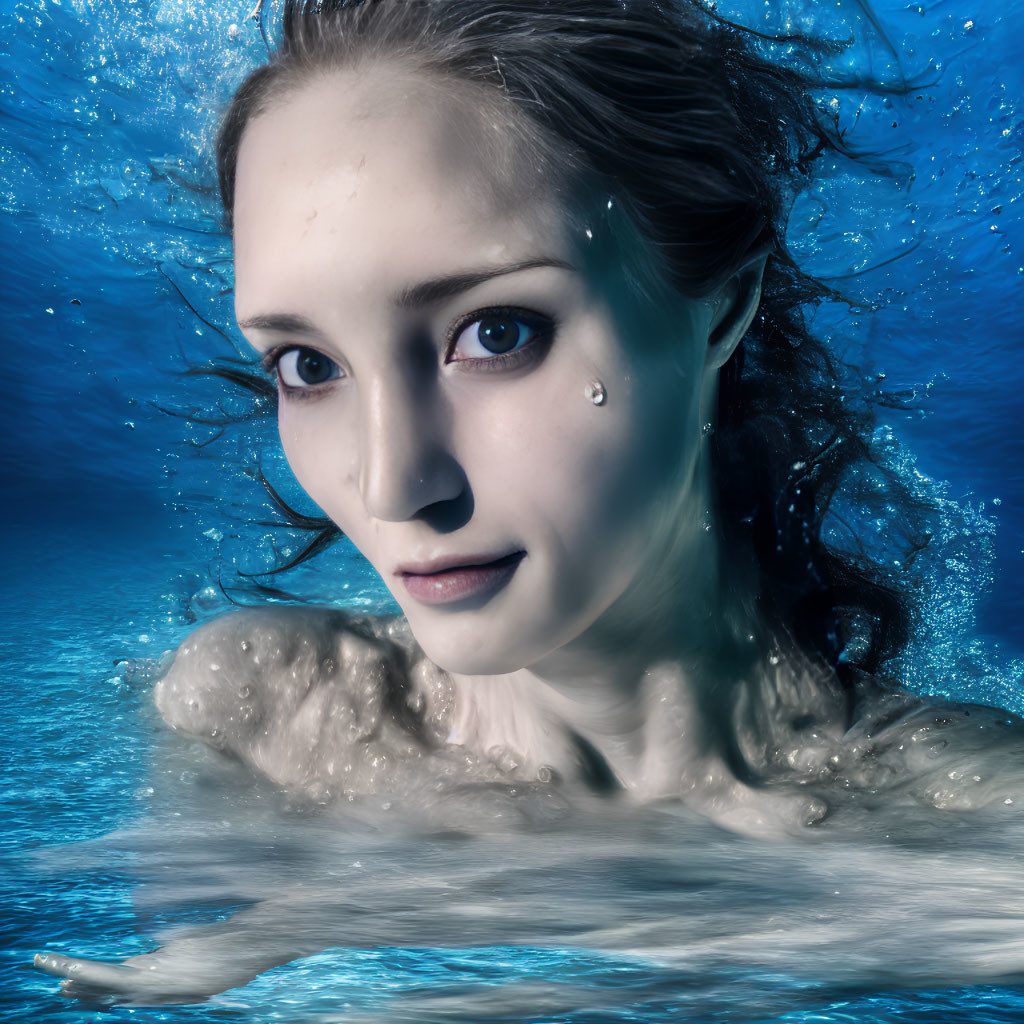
[233,67,722,676]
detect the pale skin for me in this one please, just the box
[216,65,796,818]
[36,61,1024,1003]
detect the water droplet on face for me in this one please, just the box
[583,381,606,405]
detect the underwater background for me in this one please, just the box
[1,0,1023,1021]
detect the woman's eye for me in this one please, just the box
[275,347,342,389]
[449,312,547,363]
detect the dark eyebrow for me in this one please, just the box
[237,258,574,335]
[393,257,574,309]
[236,311,326,336]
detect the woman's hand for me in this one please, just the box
[34,939,269,1007]
[33,951,203,1006]
[33,897,331,1006]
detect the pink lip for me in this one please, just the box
[397,551,525,606]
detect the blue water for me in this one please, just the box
[2,0,1024,1020]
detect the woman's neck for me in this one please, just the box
[445,633,742,799]
[444,638,852,838]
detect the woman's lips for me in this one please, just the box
[398,551,525,605]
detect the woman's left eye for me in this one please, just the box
[448,310,551,364]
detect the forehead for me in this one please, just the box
[232,65,571,306]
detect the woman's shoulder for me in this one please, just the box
[154,606,454,798]
[763,677,1024,819]
[842,686,1024,810]
[747,661,1024,817]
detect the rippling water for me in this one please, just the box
[3,0,1024,1019]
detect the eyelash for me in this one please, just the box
[445,306,556,370]
[262,306,557,394]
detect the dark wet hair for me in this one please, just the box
[210,0,931,696]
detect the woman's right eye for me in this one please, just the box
[272,347,343,390]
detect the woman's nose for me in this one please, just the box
[356,377,466,523]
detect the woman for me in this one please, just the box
[36,0,1024,1003]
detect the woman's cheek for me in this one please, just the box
[278,407,344,518]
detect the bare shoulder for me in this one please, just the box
[850,688,1024,750]
[155,606,453,795]
[845,687,1024,810]
[156,606,405,732]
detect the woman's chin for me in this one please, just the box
[408,624,535,679]
[420,646,524,679]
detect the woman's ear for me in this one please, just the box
[704,253,768,371]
